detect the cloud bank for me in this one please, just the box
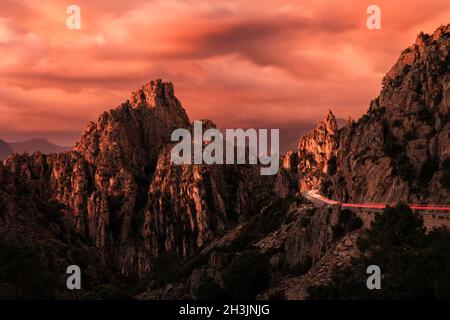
[0,0,449,145]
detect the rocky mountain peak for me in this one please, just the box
[297,111,338,153]
[74,80,190,165]
[380,24,449,118]
[321,110,338,136]
[432,24,450,40]
[416,24,450,46]
[283,25,449,201]
[383,24,449,94]
[129,79,183,112]
[282,111,339,191]
[130,79,168,108]
[324,24,449,204]
[128,79,190,129]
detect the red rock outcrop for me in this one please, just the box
[283,110,338,191]
[285,25,449,204]
[326,25,450,204]
[1,79,282,279]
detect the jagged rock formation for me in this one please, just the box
[0,169,116,298]
[1,80,193,277]
[137,200,365,299]
[326,25,450,204]
[262,230,361,300]
[0,79,282,280]
[286,25,449,204]
[283,111,338,191]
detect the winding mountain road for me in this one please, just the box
[305,190,450,214]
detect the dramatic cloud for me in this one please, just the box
[0,0,449,146]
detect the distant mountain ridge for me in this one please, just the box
[1,138,71,158]
[0,139,12,160]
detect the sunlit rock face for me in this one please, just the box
[1,79,284,279]
[283,110,339,191]
[330,25,449,204]
[283,26,449,204]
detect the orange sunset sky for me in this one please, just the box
[0,0,449,146]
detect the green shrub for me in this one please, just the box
[364,203,425,248]
[307,203,450,300]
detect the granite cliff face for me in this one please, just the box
[327,25,450,204]
[285,25,449,204]
[283,110,338,191]
[2,80,191,277]
[0,80,282,280]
